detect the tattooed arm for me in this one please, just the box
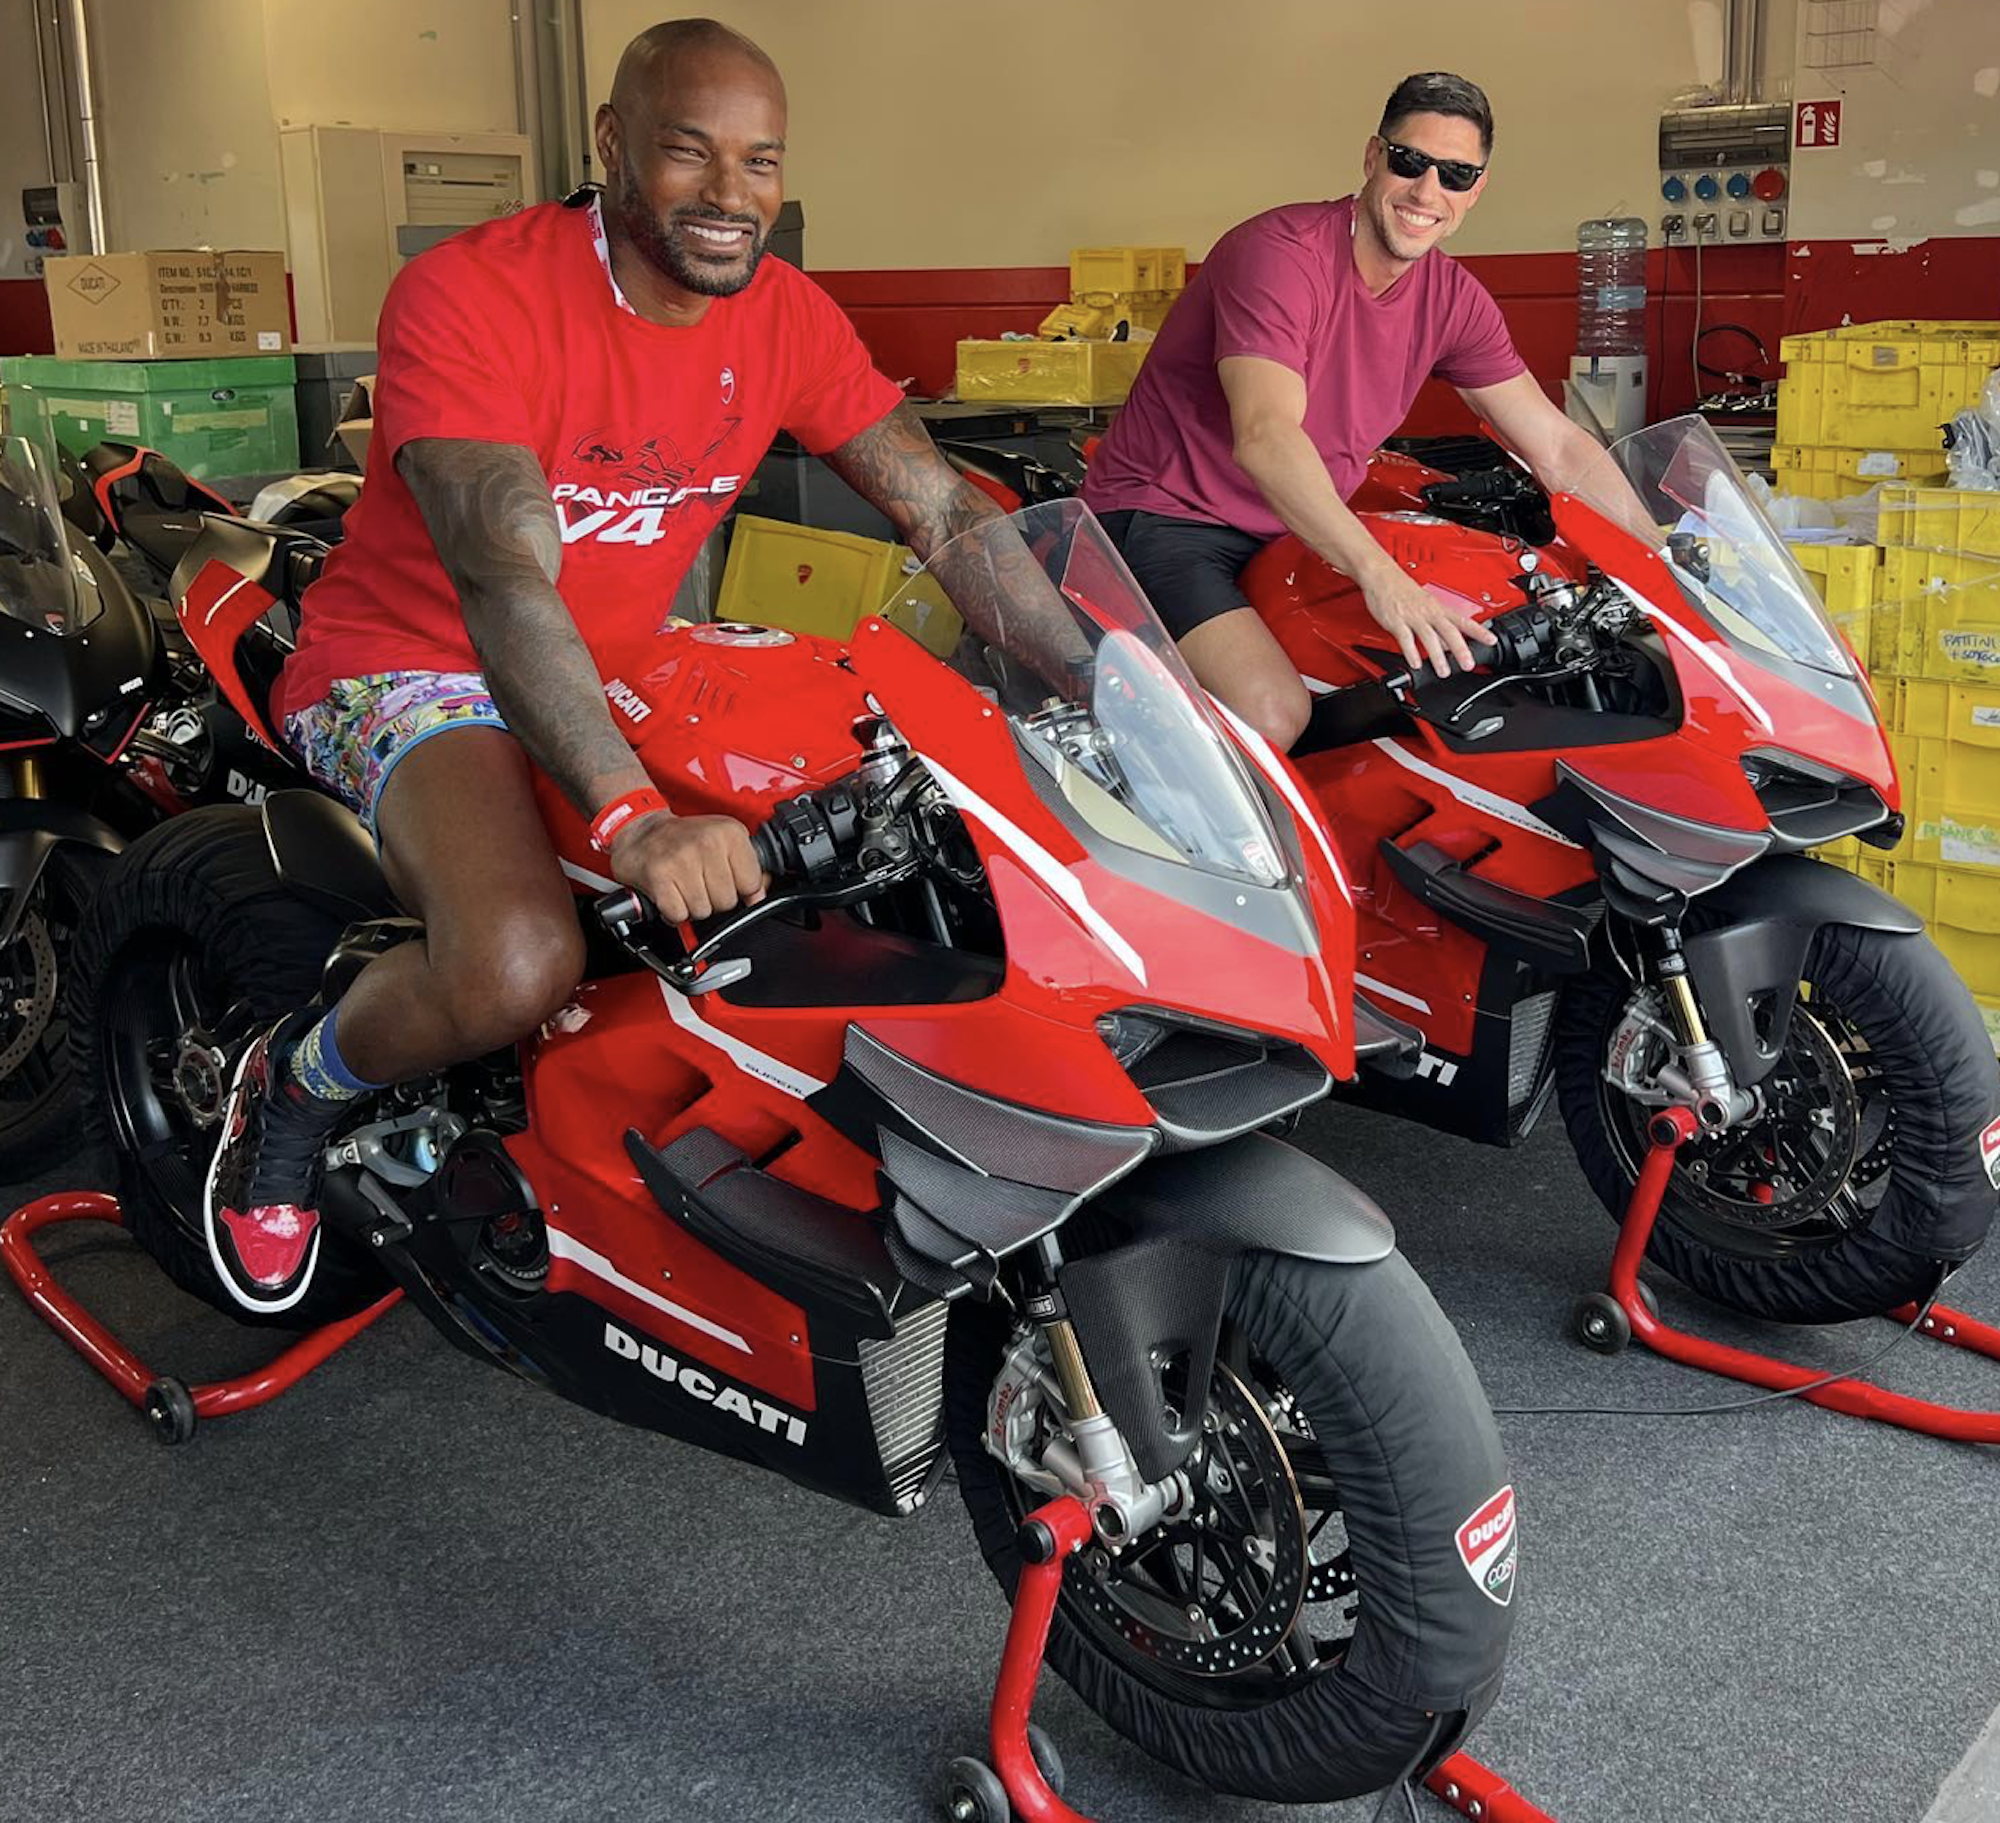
[822,403,1089,680]
[820,400,1001,559]
[398,438,762,920]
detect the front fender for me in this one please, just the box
[0,805,124,945]
[1061,1133,1395,1482]
[1686,853,1923,1087]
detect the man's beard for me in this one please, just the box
[612,152,768,298]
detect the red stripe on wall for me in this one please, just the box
[0,280,55,357]
[1785,238,1999,336]
[819,243,1789,435]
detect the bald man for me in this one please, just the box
[204,18,1007,1316]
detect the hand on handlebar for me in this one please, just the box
[608,809,767,925]
[1363,568,1499,679]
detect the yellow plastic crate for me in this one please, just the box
[1776,319,2000,451]
[716,516,960,657]
[1878,486,2000,563]
[1036,293,1181,341]
[1886,733,2000,868]
[1771,443,1949,500]
[1876,858,2000,1021]
[1876,547,2000,682]
[1881,674,2000,869]
[956,337,1148,405]
[1786,540,1879,670]
[1070,246,1186,302]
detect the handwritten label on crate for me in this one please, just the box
[1975,706,2000,729]
[1940,631,2000,669]
[1940,818,2000,868]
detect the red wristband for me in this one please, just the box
[589,787,670,855]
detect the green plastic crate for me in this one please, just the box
[0,353,299,480]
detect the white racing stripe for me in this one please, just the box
[1616,580,1775,732]
[545,1226,751,1354]
[654,976,827,1099]
[1208,698,1352,905]
[1356,972,1432,1015]
[1369,738,1583,849]
[198,572,255,628]
[920,754,1149,986]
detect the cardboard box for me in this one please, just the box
[43,249,292,362]
[335,374,376,469]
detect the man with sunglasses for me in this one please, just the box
[1086,71,1633,751]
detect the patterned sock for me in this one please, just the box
[284,1005,383,1103]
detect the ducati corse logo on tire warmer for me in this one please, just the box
[1456,1484,1519,1607]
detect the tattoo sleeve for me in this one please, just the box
[398,438,648,816]
[821,401,1001,559]
[823,403,1092,685]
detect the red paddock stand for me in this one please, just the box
[1578,1106,2000,1443]
[944,1494,1558,1823]
[1,1190,400,1444]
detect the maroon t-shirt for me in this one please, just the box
[1082,197,1527,538]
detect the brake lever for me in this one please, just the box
[598,858,923,997]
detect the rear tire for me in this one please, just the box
[68,806,384,1327]
[945,1249,1514,1804]
[0,878,82,1175]
[1557,925,2000,1324]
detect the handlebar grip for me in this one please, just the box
[750,820,789,882]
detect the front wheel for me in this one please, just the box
[945,1250,1515,1805]
[1556,923,2000,1324]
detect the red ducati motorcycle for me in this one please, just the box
[1250,416,1999,1325]
[71,500,1517,1804]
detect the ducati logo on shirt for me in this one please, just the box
[719,366,736,405]
[550,420,745,547]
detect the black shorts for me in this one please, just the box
[1097,509,1272,641]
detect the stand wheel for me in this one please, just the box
[143,1377,197,1446]
[1027,1722,1065,1797]
[1572,1292,1632,1355]
[1632,1278,1661,1322]
[942,1756,1009,1823]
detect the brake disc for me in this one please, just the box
[1067,1362,1310,1678]
[1671,1007,1860,1229]
[0,911,60,1078]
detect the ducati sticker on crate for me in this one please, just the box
[1456,1485,1518,1607]
[1979,1117,2000,1190]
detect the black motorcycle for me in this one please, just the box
[0,410,311,1167]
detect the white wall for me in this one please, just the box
[0,0,61,279]
[584,0,1802,267]
[86,0,521,251]
[93,0,286,249]
[1789,0,2000,241]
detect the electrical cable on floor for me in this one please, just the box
[1492,1267,1953,1419]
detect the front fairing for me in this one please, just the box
[1555,417,1896,810]
[861,501,1357,1079]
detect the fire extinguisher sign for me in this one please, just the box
[1795,100,1843,148]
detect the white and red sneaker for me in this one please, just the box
[203,1016,350,1315]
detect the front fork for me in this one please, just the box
[1612,926,1763,1135]
[988,1235,1190,1550]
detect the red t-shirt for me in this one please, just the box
[278,199,902,719]
[1081,197,1526,538]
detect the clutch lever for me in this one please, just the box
[597,858,922,997]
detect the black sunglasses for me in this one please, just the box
[1380,138,1485,193]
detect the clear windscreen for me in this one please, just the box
[895,499,1287,888]
[0,393,94,633]
[1606,415,1854,678]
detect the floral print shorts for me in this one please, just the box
[284,671,508,838]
